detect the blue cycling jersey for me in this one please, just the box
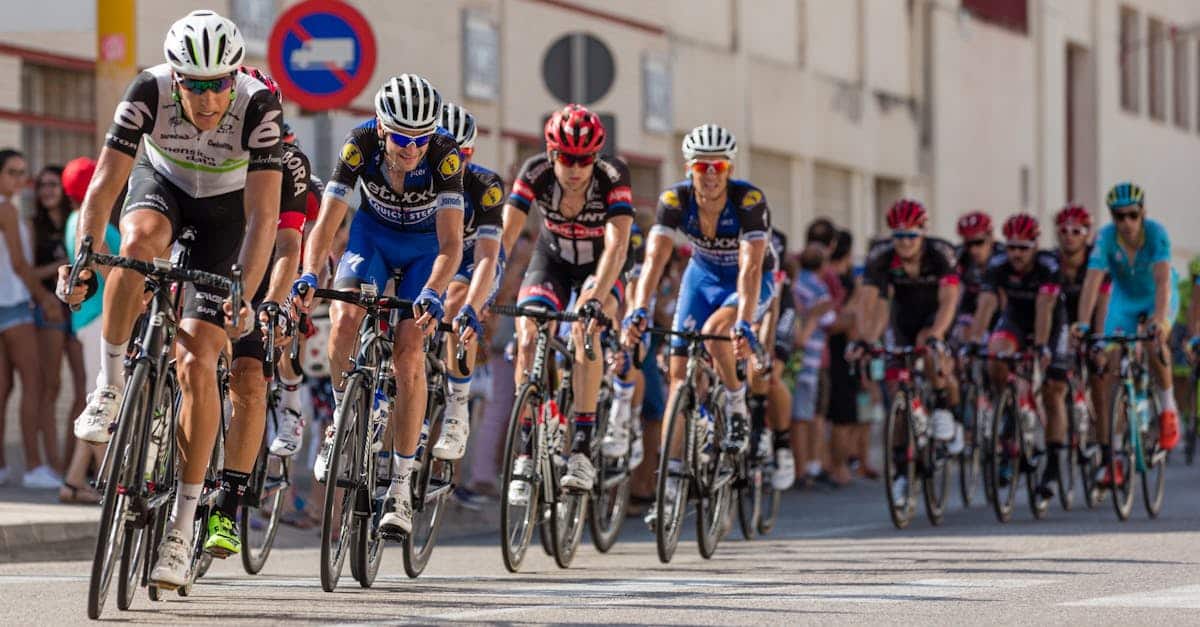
[1088,219,1174,303]
[649,178,770,282]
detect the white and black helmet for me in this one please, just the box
[375,74,442,133]
[440,102,477,149]
[681,124,737,161]
[163,10,245,78]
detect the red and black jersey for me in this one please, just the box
[981,250,1062,332]
[507,153,634,268]
[1056,245,1110,324]
[955,242,1005,316]
[278,142,311,233]
[864,236,960,321]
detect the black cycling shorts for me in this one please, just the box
[516,248,623,312]
[891,308,938,348]
[123,159,245,327]
[990,314,1070,381]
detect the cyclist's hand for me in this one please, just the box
[413,287,444,335]
[223,299,254,339]
[453,304,483,344]
[1070,322,1090,340]
[845,340,865,362]
[290,272,318,313]
[1147,320,1164,341]
[731,319,759,361]
[1034,343,1052,367]
[576,297,604,337]
[622,306,649,348]
[258,301,293,344]
[56,264,96,307]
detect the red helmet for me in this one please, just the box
[544,104,606,156]
[1003,213,1041,242]
[239,65,280,103]
[886,199,928,229]
[1055,203,1092,228]
[956,211,992,238]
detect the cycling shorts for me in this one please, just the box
[1104,288,1178,338]
[989,314,1070,381]
[123,159,245,328]
[669,261,772,356]
[516,249,623,312]
[335,211,439,320]
[640,333,666,422]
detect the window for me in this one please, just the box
[19,63,95,172]
[1149,18,1166,121]
[962,0,1028,35]
[1120,6,1140,113]
[1175,33,1190,129]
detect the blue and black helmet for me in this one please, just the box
[1105,182,1145,210]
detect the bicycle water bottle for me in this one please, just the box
[1135,387,1150,432]
[1019,393,1038,435]
[1073,390,1089,434]
[369,389,388,453]
[909,397,929,438]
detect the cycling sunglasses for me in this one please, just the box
[688,159,731,175]
[459,147,474,160]
[553,151,597,167]
[891,230,922,241]
[1111,208,1142,222]
[1058,225,1088,237]
[176,73,236,94]
[1006,241,1036,251]
[387,131,433,148]
[965,238,988,248]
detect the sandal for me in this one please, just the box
[59,482,101,504]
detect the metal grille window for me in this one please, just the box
[20,63,95,171]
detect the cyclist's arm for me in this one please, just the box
[1034,289,1057,346]
[240,169,283,299]
[463,236,501,311]
[586,215,633,302]
[75,147,135,255]
[301,194,348,278]
[857,284,882,343]
[929,279,959,341]
[970,292,998,343]
[265,229,302,305]
[1152,260,1171,328]
[500,204,527,258]
[1076,269,1106,328]
[633,231,672,312]
[426,208,464,296]
[735,237,767,324]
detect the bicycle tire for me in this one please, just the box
[240,442,288,575]
[588,387,631,553]
[1109,384,1136,521]
[736,454,762,540]
[1142,390,1166,518]
[87,361,150,619]
[500,383,541,573]
[958,383,981,507]
[989,387,1020,523]
[320,374,365,592]
[354,445,384,588]
[756,482,782,535]
[696,401,729,559]
[655,385,692,564]
[883,390,916,529]
[403,415,450,578]
[145,375,178,604]
[922,437,950,526]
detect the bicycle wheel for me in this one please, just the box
[989,388,1020,523]
[922,436,950,526]
[116,513,149,611]
[320,374,366,592]
[1141,391,1166,518]
[1023,417,1049,521]
[537,504,554,556]
[736,454,762,540]
[756,480,782,536]
[655,386,692,564]
[1059,407,1079,512]
[883,390,917,529]
[240,444,288,575]
[958,382,981,507]
[500,383,541,573]
[1187,374,1200,465]
[87,361,150,619]
[354,447,384,588]
[403,437,450,578]
[589,393,631,553]
[696,404,730,559]
[1108,384,1136,521]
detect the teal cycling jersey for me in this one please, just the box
[1087,218,1175,303]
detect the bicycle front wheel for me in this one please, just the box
[588,385,631,553]
[958,382,981,507]
[320,373,366,592]
[883,390,916,529]
[655,385,692,564]
[404,418,451,578]
[1141,390,1166,518]
[989,388,1020,523]
[240,443,288,575]
[696,405,730,559]
[1108,384,1137,521]
[736,454,762,540]
[500,383,541,573]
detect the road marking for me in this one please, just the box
[1063,584,1200,609]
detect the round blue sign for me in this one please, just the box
[268,0,377,110]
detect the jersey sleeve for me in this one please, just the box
[507,156,540,214]
[241,90,283,172]
[736,185,769,242]
[430,136,466,213]
[601,159,635,220]
[650,185,685,240]
[930,239,961,287]
[473,169,505,242]
[104,71,159,157]
[1148,222,1172,265]
[325,127,371,204]
[1087,228,1111,271]
[278,145,311,232]
[863,244,892,292]
[1037,253,1062,295]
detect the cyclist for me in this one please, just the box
[1075,182,1180,487]
[624,124,771,515]
[429,102,504,461]
[764,228,797,489]
[56,10,282,587]
[954,211,1003,344]
[200,67,313,556]
[295,74,465,536]
[969,214,1067,497]
[602,222,648,467]
[1171,255,1200,430]
[501,104,634,493]
[855,199,961,504]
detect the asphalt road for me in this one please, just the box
[5,460,1200,625]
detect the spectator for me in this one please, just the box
[56,156,118,502]
[790,243,835,489]
[30,165,87,474]
[0,149,54,488]
[806,217,836,250]
[825,230,867,483]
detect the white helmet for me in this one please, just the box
[681,124,737,161]
[163,10,245,78]
[440,102,477,149]
[375,74,441,133]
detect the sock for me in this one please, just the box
[1155,387,1177,413]
[572,412,596,454]
[389,454,415,503]
[806,460,822,477]
[724,383,748,416]
[773,429,791,452]
[99,339,126,391]
[447,374,472,420]
[611,379,635,429]
[170,482,203,541]
[216,469,250,518]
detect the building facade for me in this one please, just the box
[0,0,1197,262]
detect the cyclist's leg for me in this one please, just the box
[986,317,1019,393]
[512,250,569,393]
[1040,325,1071,494]
[1151,291,1182,449]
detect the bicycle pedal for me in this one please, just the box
[205,547,235,559]
[379,528,406,542]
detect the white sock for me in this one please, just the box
[806,460,822,477]
[612,379,635,426]
[396,454,415,482]
[725,383,748,415]
[169,482,203,542]
[1156,387,1177,413]
[447,375,471,407]
[99,339,126,392]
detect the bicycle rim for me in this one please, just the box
[696,408,729,559]
[655,387,692,564]
[1108,385,1136,520]
[1142,392,1166,518]
[500,383,540,573]
[240,451,288,575]
[550,490,588,569]
[923,438,950,526]
[757,484,782,535]
[320,376,364,592]
[87,362,149,619]
[958,383,980,506]
[588,400,631,553]
[404,445,449,578]
[116,513,148,611]
[883,391,915,529]
[989,388,1019,523]
[736,455,761,540]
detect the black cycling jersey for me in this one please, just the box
[463,162,504,246]
[774,275,797,360]
[325,120,465,232]
[624,223,646,283]
[765,227,788,277]
[650,178,770,281]
[981,250,1062,333]
[278,141,312,232]
[864,236,959,320]
[956,242,1005,316]
[508,153,634,268]
[1055,245,1110,325]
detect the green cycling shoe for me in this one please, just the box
[203,510,241,558]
